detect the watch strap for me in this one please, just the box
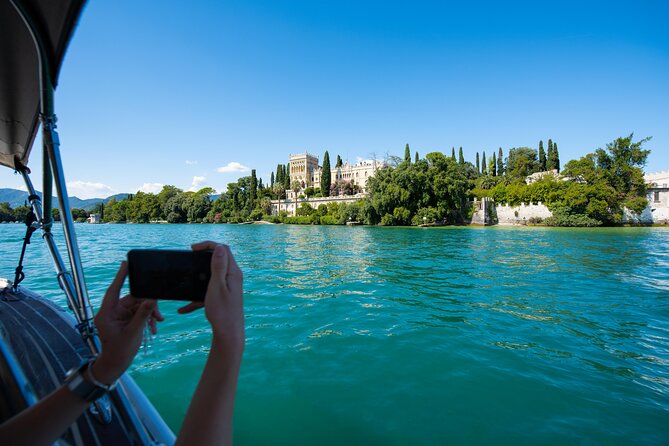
[65,360,110,402]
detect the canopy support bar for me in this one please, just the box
[9,2,157,443]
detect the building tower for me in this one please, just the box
[289,153,319,188]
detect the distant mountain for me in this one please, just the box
[0,188,130,211]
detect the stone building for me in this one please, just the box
[289,152,385,193]
[274,152,386,215]
[289,153,320,188]
[644,170,669,223]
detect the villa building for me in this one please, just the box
[644,170,669,223]
[275,152,386,216]
[288,152,385,194]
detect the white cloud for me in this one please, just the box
[137,182,164,194]
[217,161,250,173]
[188,176,207,192]
[185,160,198,165]
[67,181,117,199]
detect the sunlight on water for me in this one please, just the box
[1,224,668,445]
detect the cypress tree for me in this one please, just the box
[476,152,480,173]
[491,153,497,176]
[270,171,275,187]
[481,152,487,175]
[404,144,411,163]
[497,147,504,176]
[275,164,283,186]
[336,155,343,168]
[538,140,546,170]
[546,139,555,171]
[415,151,419,163]
[284,164,290,190]
[451,147,456,161]
[554,142,560,172]
[321,151,331,197]
[458,147,465,164]
[250,169,257,208]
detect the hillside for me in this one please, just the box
[0,188,129,211]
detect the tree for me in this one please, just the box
[458,147,465,165]
[553,142,560,172]
[275,164,284,186]
[284,164,290,190]
[249,169,257,211]
[336,155,343,168]
[270,171,275,187]
[538,141,546,170]
[404,144,411,163]
[546,139,556,171]
[451,147,456,161]
[476,152,480,173]
[415,151,419,163]
[506,147,540,179]
[490,152,497,176]
[321,151,331,197]
[497,147,504,176]
[481,152,487,175]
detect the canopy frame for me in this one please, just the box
[7,1,175,443]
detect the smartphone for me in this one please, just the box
[127,249,212,301]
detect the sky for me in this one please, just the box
[2,0,668,199]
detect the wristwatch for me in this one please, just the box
[64,359,117,402]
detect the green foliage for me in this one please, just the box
[544,205,601,227]
[321,151,331,197]
[364,151,469,226]
[506,147,540,179]
[412,206,439,225]
[458,147,464,165]
[497,147,504,176]
[538,141,546,171]
[405,144,411,163]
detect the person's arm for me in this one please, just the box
[175,242,245,446]
[0,262,162,446]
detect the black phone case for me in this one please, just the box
[127,249,212,301]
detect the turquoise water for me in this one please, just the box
[1,223,668,445]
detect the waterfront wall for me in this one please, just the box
[494,202,553,225]
[271,194,362,216]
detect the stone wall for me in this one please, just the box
[271,194,363,216]
[494,202,553,225]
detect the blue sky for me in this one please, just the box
[2,0,668,199]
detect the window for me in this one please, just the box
[654,191,661,203]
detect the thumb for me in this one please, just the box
[210,245,229,285]
[128,300,156,335]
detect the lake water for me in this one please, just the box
[1,223,668,445]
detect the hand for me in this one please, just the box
[178,242,245,358]
[92,261,164,385]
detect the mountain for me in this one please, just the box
[0,188,130,211]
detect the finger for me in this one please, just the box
[149,316,158,335]
[191,240,218,252]
[211,244,230,280]
[100,262,128,312]
[152,305,165,322]
[177,302,204,314]
[128,300,157,335]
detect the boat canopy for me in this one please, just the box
[0,0,86,170]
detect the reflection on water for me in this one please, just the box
[0,224,668,444]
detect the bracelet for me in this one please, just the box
[85,359,118,391]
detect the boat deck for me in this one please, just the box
[0,281,135,445]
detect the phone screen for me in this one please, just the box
[127,249,212,301]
